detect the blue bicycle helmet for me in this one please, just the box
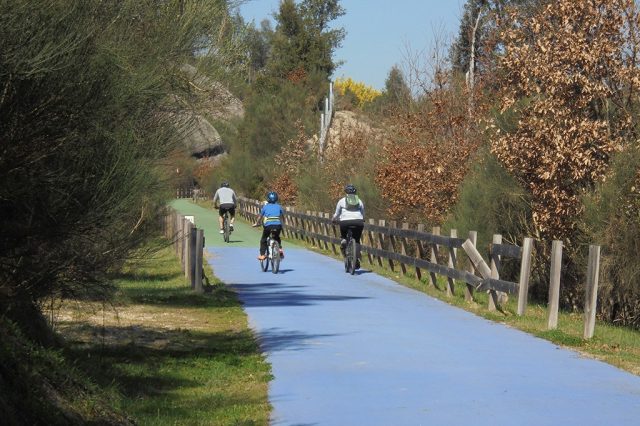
[267,191,278,203]
[345,184,357,194]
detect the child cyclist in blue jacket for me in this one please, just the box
[252,191,285,260]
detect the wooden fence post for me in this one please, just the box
[488,234,502,311]
[369,219,382,267]
[379,220,394,271]
[429,226,440,289]
[446,229,457,297]
[389,221,406,275]
[415,224,426,282]
[182,218,190,272]
[320,213,329,251]
[462,239,492,280]
[517,237,533,316]
[465,231,477,302]
[184,220,192,281]
[547,240,563,328]
[189,224,197,289]
[194,229,204,293]
[583,245,601,339]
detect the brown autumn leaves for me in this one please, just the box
[272,0,640,244]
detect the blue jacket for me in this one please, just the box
[261,203,283,226]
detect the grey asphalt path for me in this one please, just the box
[206,245,640,426]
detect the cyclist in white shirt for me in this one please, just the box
[332,184,365,267]
[212,181,237,234]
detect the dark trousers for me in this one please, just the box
[340,220,364,243]
[260,224,282,255]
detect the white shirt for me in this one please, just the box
[213,187,237,205]
[333,197,365,221]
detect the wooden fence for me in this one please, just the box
[162,208,207,292]
[238,197,531,311]
[176,187,208,202]
[238,196,602,338]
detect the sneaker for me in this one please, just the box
[279,249,284,259]
[257,254,266,261]
[219,229,224,234]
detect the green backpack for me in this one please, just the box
[345,194,361,211]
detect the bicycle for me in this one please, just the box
[222,211,231,243]
[261,228,281,274]
[252,224,282,274]
[343,227,359,275]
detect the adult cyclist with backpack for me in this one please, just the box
[332,184,365,269]
[252,191,285,261]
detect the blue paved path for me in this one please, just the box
[206,245,640,425]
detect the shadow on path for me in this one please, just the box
[229,282,370,308]
[257,327,344,352]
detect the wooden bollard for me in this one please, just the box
[517,237,533,316]
[547,240,562,328]
[194,229,204,293]
[583,245,601,339]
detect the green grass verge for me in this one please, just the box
[57,238,272,425]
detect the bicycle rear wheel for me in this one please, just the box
[260,240,269,272]
[223,215,230,243]
[271,241,280,274]
[347,240,357,275]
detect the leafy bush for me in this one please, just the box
[582,146,640,328]
[447,148,531,254]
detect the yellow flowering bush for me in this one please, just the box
[334,77,381,108]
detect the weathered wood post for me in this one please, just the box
[517,237,533,316]
[184,220,192,281]
[379,220,395,271]
[320,213,330,251]
[429,226,441,289]
[462,239,492,279]
[194,229,204,293]
[415,224,426,282]
[369,219,383,267]
[389,221,406,275]
[446,229,458,297]
[488,234,502,311]
[400,222,409,275]
[547,240,563,328]
[583,245,601,339]
[189,223,196,289]
[182,217,191,272]
[465,231,478,302]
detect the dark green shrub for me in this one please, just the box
[581,145,640,328]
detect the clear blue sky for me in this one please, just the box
[237,0,465,90]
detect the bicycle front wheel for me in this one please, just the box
[271,241,280,274]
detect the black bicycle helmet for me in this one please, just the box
[345,184,357,194]
[267,191,278,203]
[221,181,229,188]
